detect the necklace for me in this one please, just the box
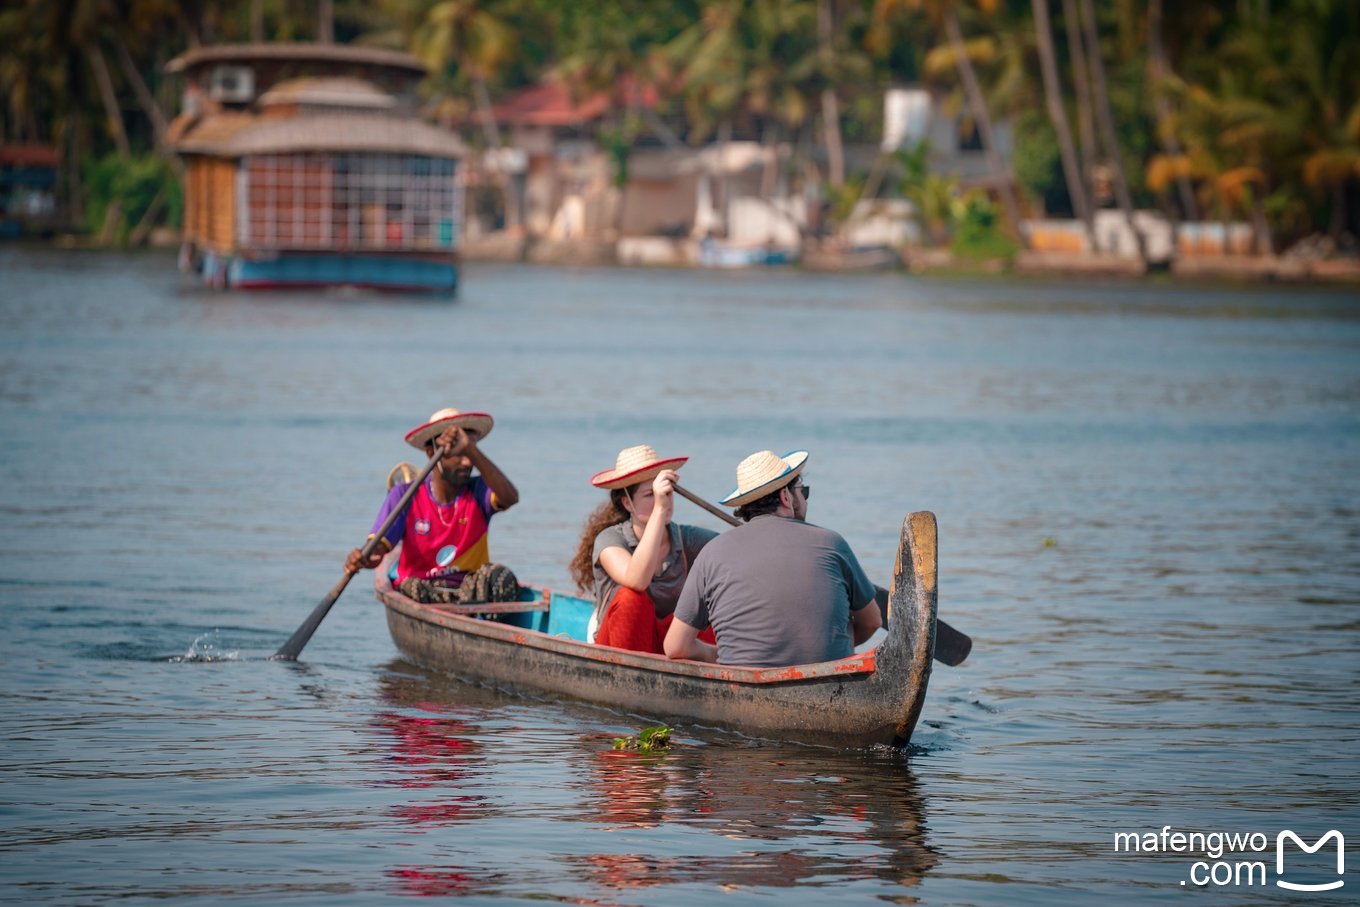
[430,480,463,527]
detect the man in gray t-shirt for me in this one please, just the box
[665,450,880,667]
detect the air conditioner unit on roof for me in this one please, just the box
[209,66,255,104]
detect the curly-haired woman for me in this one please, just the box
[568,445,717,654]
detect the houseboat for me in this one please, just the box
[165,43,466,293]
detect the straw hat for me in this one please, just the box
[720,449,809,507]
[404,407,494,450]
[591,444,688,490]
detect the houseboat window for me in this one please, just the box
[242,152,461,251]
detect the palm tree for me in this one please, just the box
[1146,0,1197,222]
[1030,0,1092,244]
[663,0,746,233]
[1058,0,1094,199]
[414,0,520,228]
[1162,78,1283,254]
[414,0,517,149]
[1076,0,1145,261]
[733,0,813,203]
[879,0,1022,236]
[1280,0,1360,242]
[1162,0,1360,253]
[664,1,749,145]
[111,0,185,150]
[0,0,56,143]
[815,0,843,187]
[46,0,133,160]
[673,1,870,165]
[555,0,689,148]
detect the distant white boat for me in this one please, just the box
[698,238,799,269]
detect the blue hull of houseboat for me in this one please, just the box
[202,252,458,294]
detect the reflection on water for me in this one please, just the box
[372,670,492,834]
[385,865,510,899]
[371,662,938,899]
[569,744,937,893]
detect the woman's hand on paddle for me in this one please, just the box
[652,469,677,524]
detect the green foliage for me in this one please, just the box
[823,173,867,230]
[905,172,961,245]
[894,145,1014,258]
[950,192,1017,260]
[82,153,181,241]
[1011,110,1067,216]
[612,725,673,753]
[4,0,1356,248]
[893,142,952,244]
[598,119,639,188]
[891,140,930,196]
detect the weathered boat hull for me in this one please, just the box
[378,512,939,748]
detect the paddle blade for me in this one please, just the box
[933,618,972,666]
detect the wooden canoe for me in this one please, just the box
[375,511,940,748]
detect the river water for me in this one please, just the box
[0,246,1357,904]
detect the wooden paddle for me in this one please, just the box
[273,444,449,660]
[672,482,972,667]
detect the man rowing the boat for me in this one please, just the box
[664,449,881,667]
[344,408,521,603]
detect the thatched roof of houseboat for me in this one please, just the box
[165,111,257,149]
[258,77,398,110]
[170,113,467,159]
[165,43,425,76]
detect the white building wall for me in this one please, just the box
[727,196,803,247]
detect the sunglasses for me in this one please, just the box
[791,482,811,500]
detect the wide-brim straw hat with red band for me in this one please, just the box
[591,444,688,491]
[404,408,494,450]
[720,449,809,506]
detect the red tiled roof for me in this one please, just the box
[490,79,660,127]
[491,83,606,126]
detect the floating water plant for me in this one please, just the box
[613,725,673,753]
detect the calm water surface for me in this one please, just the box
[1,247,1358,904]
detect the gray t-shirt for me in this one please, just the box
[674,515,876,667]
[592,521,718,618]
